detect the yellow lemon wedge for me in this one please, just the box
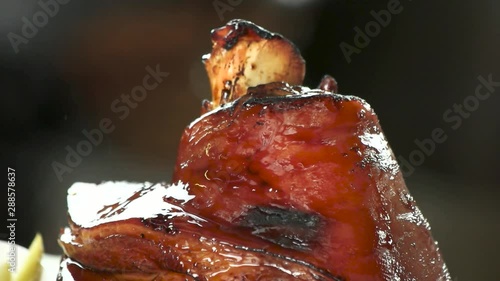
[14,233,44,281]
[0,261,12,281]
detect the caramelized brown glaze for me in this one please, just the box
[173,83,450,280]
[59,83,450,280]
[58,182,343,280]
[58,19,450,280]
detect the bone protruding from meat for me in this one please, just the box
[202,19,305,112]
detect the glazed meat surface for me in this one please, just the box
[58,20,450,281]
[59,83,449,280]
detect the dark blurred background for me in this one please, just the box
[1,0,498,279]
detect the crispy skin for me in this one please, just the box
[58,181,342,280]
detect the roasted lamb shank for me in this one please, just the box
[58,20,451,281]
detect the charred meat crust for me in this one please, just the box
[202,82,369,121]
[211,19,297,52]
[236,205,324,251]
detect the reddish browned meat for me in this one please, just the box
[58,181,345,280]
[58,20,450,280]
[172,82,450,280]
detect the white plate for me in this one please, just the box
[0,240,61,281]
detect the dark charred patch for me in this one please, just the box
[141,216,178,235]
[238,83,334,111]
[236,206,323,251]
[214,82,366,117]
[216,19,276,50]
[242,95,315,112]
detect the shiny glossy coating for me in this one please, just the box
[58,83,450,281]
[172,82,450,280]
[58,18,451,280]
